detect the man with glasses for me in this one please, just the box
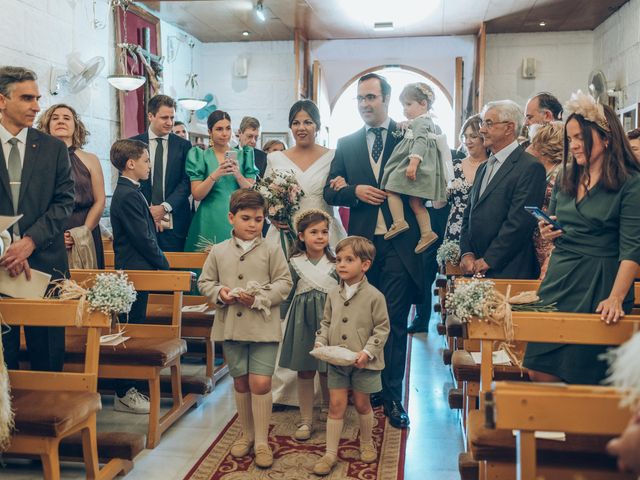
[324,73,422,429]
[0,66,74,371]
[459,100,545,279]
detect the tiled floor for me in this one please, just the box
[1,321,463,479]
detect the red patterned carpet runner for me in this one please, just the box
[184,340,412,479]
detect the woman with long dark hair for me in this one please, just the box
[524,91,640,384]
[184,110,258,251]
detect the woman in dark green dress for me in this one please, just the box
[524,93,640,385]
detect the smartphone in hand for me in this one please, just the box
[524,206,564,231]
[224,150,238,164]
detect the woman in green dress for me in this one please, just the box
[184,110,259,251]
[524,92,640,385]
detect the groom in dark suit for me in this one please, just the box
[131,94,191,252]
[324,73,422,428]
[460,100,546,279]
[0,66,75,371]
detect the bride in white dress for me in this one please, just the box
[265,100,346,406]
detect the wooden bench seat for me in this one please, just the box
[1,299,130,480]
[98,374,213,397]
[59,432,144,466]
[12,390,101,437]
[69,269,199,449]
[66,336,187,367]
[451,350,528,384]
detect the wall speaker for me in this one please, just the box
[522,57,536,79]
[234,56,248,78]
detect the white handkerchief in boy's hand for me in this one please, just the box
[0,268,51,299]
[310,346,359,366]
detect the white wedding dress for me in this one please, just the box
[265,149,346,406]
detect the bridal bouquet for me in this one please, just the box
[254,169,305,256]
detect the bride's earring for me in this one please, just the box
[209,135,215,148]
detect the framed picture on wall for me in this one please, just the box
[261,132,289,150]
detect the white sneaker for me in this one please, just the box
[114,388,150,414]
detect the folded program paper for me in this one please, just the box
[0,268,51,299]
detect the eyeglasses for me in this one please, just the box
[356,94,382,104]
[480,120,511,128]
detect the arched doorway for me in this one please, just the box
[328,66,455,149]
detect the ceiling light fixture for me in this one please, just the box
[177,38,207,111]
[107,0,145,91]
[242,30,250,36]
[374,21,394,31]
[539,21,546,26]
[256,0,266,22]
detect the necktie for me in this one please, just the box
[7,138,21,213]
[479,155,497,196]
[151,137,164,205]
[370,127,384,163]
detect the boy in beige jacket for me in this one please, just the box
[313,236,390,475]
[198,189,292,468]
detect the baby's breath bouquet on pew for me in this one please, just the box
[604,332,640,407]
[436,239,461,267]
[49,272,136,329]
[445,278,556,366]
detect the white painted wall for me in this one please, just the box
[483,31,594,109]
[3,0,200,194]
[310,36,476,110]
[197,41,296,138]
[592,0,640,109]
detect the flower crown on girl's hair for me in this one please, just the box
[564,90,610,132]
[294,208,332,232]
[408,82,435,107]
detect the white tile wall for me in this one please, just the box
[483,31,594,109]
[593,0,640,110]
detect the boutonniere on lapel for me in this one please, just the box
[391,120,412,140]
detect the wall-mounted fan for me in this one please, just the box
[588,69,624,108]
[49,54,105,95]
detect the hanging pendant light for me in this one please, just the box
[178,38,206,111]
[107,0,146,91]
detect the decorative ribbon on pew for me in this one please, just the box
[446,278,556,370]
[0,317,14,451]
[604,330,640,408]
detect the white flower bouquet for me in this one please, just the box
[436,239,461,267]
[86,272,137,316]
[254,169,305,255]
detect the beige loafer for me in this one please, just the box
[415,231,438,254]
[254,443,274,468]
[294,422,313,441]
[383,220,410,240]
[360,442,377,463]
[313,454,337,476]
[230,437,253,458]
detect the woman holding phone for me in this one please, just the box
[184,110,258,251]
[524,91,640,385]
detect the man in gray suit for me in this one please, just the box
[0,66,74,371]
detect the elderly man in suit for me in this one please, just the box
[460,100,546,279]
[323,73,422,429]
[131,94,192,252]
[237,116,267,178]
[0,66,74,371]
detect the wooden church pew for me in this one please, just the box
[103,250,226,384]
[1,299,132,480]
[69,269,212,449]
[484,381,634,480]
[460,310,640,479]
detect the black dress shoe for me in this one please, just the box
[407,322,428,334]
[384,400,410,429]
[370,392,383,408]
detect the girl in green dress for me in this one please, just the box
[279,209,338,441]
[381,82,449,254]
[184,110,258,251]
[524,92,640,385]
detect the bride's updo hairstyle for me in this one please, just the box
[288,100,321,130]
